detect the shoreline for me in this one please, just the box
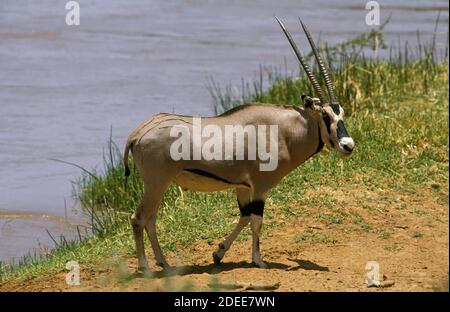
[0,210,88,265]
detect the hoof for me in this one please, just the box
[156,262,172,271]
[136,267,153,277]
[212,252,222,265]
[137,266,150,272]
[252,261,268,269]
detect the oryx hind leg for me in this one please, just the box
[131,196,151,272]
[131,174,173,273]
[212,188,251,264]
[145,212,170,270]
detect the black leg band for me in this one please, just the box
[238,200,265,216]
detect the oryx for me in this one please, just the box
[123,17,355,272]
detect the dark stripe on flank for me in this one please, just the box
[336,120,350,139]
[238,200,265,216]
[184,168,250,188]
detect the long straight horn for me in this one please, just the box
[275,16,327,105]
[299,18,338,105]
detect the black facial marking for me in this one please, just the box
[185,168,251,188]
[312,122,324,156]
[343,145,353,152]
[238,200,265,216]
[336,120,350,139]
[331,104,341,115]
[322,114,332,134]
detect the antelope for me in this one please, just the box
[123,17,355,272]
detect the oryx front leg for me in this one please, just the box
[250,210,267,268]
[212,215,250,264]
[212,188,251,264]
[236,195,266,268]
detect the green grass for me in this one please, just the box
[0,25,448,284]
[295,229,338,244]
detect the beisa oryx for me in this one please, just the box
[123,17,355,272]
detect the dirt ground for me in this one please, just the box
[1,187,448,292]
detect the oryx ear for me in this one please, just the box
[302,95,323,112]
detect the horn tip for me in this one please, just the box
[298,17,308,29]
[274,16,285,29]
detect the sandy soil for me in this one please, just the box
[1,187,448,292]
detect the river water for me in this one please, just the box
[0,0,448,263]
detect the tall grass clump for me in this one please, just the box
[210,17,448,116]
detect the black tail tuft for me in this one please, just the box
[124,167,130,177]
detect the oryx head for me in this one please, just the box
[275,17,355,156]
